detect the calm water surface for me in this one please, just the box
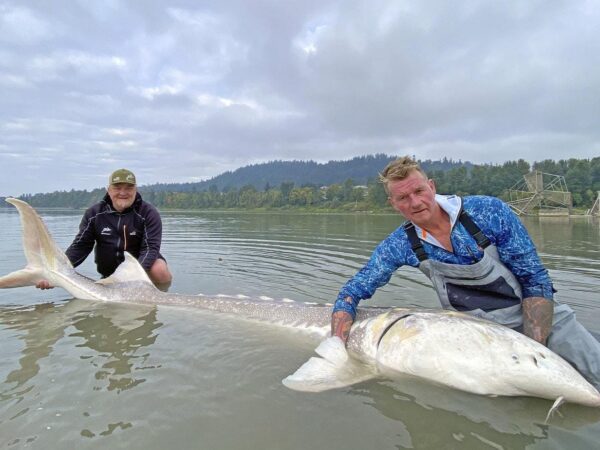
[0,208,599,449]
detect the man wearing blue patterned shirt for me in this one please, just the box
[331,156,600,389]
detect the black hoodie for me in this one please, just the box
[65,192,164,277]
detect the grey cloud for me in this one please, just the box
[0,3,52,45]
[0,0,599,196]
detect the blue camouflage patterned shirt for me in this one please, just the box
[333,195,555,319]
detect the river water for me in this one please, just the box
[0,208,599,449]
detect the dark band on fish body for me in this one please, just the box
[376,314,413,348]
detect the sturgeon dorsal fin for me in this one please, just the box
[96,252,153,286]
[282,337,373,392]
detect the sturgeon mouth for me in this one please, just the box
[376,313,413,348]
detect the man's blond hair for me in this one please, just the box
[379,156,427,193]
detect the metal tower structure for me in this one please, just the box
[587,192,600,216]
[507,171,572,216]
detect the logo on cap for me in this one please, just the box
[109,169,136,185]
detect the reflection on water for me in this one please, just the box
[0,209,599,449]
[0,303,66,403]
[356,380,541,449]
[353,378,600,449]
[0,299,163,443]
[70,304,162,394]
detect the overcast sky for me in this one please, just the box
[1,0,599,196]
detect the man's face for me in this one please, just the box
[107,183,136,212]
[387,171,438,226]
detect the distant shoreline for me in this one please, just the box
[1,205,594,217]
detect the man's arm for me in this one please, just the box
[522,297,554,345]
[137,205,162,271]
[65,210,96,267]
[330,232,411,345]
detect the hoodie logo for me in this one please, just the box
[129,230,137,236]
[101,227,112,235]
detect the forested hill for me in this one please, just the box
[5,155,598,210]
[144,154,468,192]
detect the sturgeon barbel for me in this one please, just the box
[1,198,599,408]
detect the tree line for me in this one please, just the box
[4,157,599,211]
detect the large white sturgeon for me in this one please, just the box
[1,198,599,409]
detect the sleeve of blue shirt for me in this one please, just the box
[333,229,417,319]
[465,196,555,301]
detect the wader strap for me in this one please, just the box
[458,209,491,249]
[404,222,428,262]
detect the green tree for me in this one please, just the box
[367,178,388,207]
[280,182,295,203]
[342,178,355,202]
[565,159,591,207]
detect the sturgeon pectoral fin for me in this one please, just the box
[0,268,42,288]
[314,336,348,365]
[282,337,373,392]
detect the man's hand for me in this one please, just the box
[36,280,54,290]
[331,309,354,344]
[522,297,554,345]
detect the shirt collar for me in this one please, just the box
[413,194,462,246]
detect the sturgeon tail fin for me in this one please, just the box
[0,198,72,288]
[0,268,44,288]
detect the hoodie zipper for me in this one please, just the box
[116,215,122,259]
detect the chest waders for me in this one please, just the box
[404,209,600,391]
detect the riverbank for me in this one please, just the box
[1,201,597,217]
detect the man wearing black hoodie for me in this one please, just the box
[37,169,172,289]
